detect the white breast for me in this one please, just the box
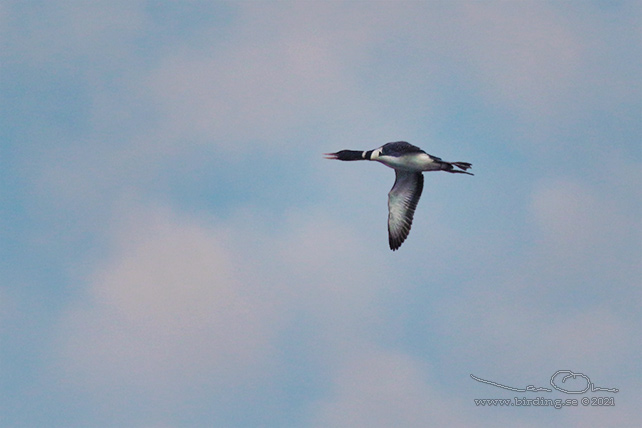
[377,153,439,172]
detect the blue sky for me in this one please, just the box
[1,1,641,427]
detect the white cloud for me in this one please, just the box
[458,293,629,366]
[54,206,280,402]
[51,202,392,420]
[529,177,642,290]
[309,349,472,428]
[144,4,374,151]
[455,2,582,115]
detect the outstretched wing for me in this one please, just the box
[387,171,424,251]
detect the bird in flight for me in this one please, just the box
[325,141,473,251]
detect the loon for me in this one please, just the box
[325,141,473,251]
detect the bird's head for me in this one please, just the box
[324,148,383,161]
[323,150,363,161]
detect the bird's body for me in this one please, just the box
[324,141,472,251]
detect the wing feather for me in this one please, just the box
[387,171,424,250]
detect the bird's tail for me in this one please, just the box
[442,161,474,175]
